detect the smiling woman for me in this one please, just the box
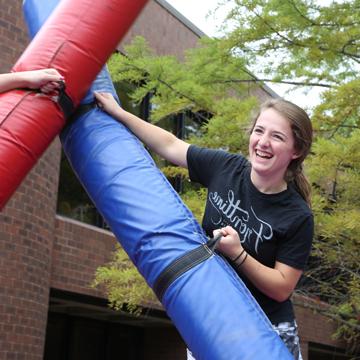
[94,93,314,360]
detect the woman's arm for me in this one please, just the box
[0,69,63,94]
[94,91,190,168]
[215,226,302,302]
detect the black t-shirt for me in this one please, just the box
[187,145,314,324]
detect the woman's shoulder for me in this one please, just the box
[287,185,313,215]
[279,188,314,235]
[188,145,248,167]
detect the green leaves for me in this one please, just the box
[226,0,359,85]
[108,36,257,125]
[312,79,360,135]
[92,245,158,315]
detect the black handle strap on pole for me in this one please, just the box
[153,233,223,302]
[56,82,99,123]
[57,81,75,119]
[68,101,98,123]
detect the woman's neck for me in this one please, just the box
[250,170,287,194]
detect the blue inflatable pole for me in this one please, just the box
[23,1,292,359]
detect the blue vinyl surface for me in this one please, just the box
[23,1,293,358]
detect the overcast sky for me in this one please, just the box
[166,0,226,37]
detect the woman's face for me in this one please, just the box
[249,108,299,180]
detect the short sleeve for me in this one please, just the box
[276,214,314,270]
[187,145,248,187]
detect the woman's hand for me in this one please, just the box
[214,227,302,302]
[94,92,123,118]
[214,225,244,261]
[93,91,190,168]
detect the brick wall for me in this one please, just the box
[0,2,61,358]
[294,295,347,357]
[52,215,117,296]
[120,1,201,59]
[0,141,61,360]
[0,0,27,72]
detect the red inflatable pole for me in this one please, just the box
[0,0,148,210]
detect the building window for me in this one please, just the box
[308,342,357,360]
[44,313,143,360]
[57,81,142,227]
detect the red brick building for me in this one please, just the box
[0,1,352,359]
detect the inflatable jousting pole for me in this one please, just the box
[0,0,148,210]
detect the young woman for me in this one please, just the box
[94,92,314,360]
[0,68,63,94]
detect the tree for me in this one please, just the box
[93,0,360,353]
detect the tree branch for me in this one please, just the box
[249,8,360,63]
[210,77,333,88]
[125,63,213,121]
[288,0,318,26]
[288,0,360,28]
[329,106,359,138]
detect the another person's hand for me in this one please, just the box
[214,225,244,261]
[22,68,64,93]
[94,92,122,118]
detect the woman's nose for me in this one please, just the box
[257,134,270,147]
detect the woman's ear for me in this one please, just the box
[291,147,303,160]
[292,151,301,160]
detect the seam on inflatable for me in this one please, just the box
[0,92,33,127]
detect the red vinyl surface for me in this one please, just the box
[0,0,148,210]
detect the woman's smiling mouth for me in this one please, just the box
[255,149,273,159]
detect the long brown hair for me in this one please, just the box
[251,98,313,205]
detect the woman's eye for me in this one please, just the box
[273,134,284,141]
[254,128,263,134]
